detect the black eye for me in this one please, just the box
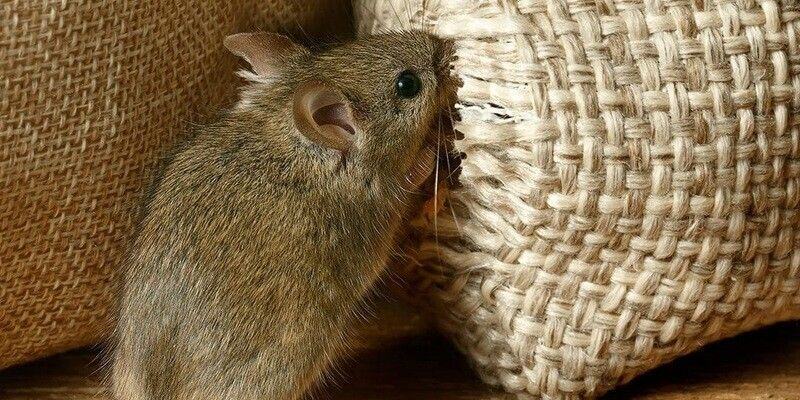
[395,70,422,99]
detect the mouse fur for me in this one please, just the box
[112,30,457,400]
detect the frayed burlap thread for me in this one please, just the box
[1,0,351,370]
[359,0,800,398]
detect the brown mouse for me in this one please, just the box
[111,30,458,400]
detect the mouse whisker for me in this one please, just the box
[355,1,391,36]
[442,106,465,239]
[407,0,415,29]
[422,0,429,32]
[432,123,444,260]
[384,0,407,30]
[289,17,312,46]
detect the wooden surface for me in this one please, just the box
[0,300,798,400]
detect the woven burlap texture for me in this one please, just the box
[0,0,353,370]
[359,0,800,398]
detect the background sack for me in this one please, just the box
[1,0,351,370]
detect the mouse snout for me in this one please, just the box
[434,36,458,75]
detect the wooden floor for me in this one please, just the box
[1,300,798,399]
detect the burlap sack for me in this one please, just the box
[360,0,800,398]
[1,0,352,370]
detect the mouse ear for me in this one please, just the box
[224,32,306,77]
[292,81,358,152]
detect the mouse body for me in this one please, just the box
[112,31,457,400]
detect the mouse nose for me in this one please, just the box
[435,37,458,71]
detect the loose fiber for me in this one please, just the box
[0,0,350,370]
[359,0,800,398]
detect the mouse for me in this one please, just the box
[111,30,458,400]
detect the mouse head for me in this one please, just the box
[225,31,458,191]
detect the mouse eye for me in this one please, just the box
[395,70,422,99]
